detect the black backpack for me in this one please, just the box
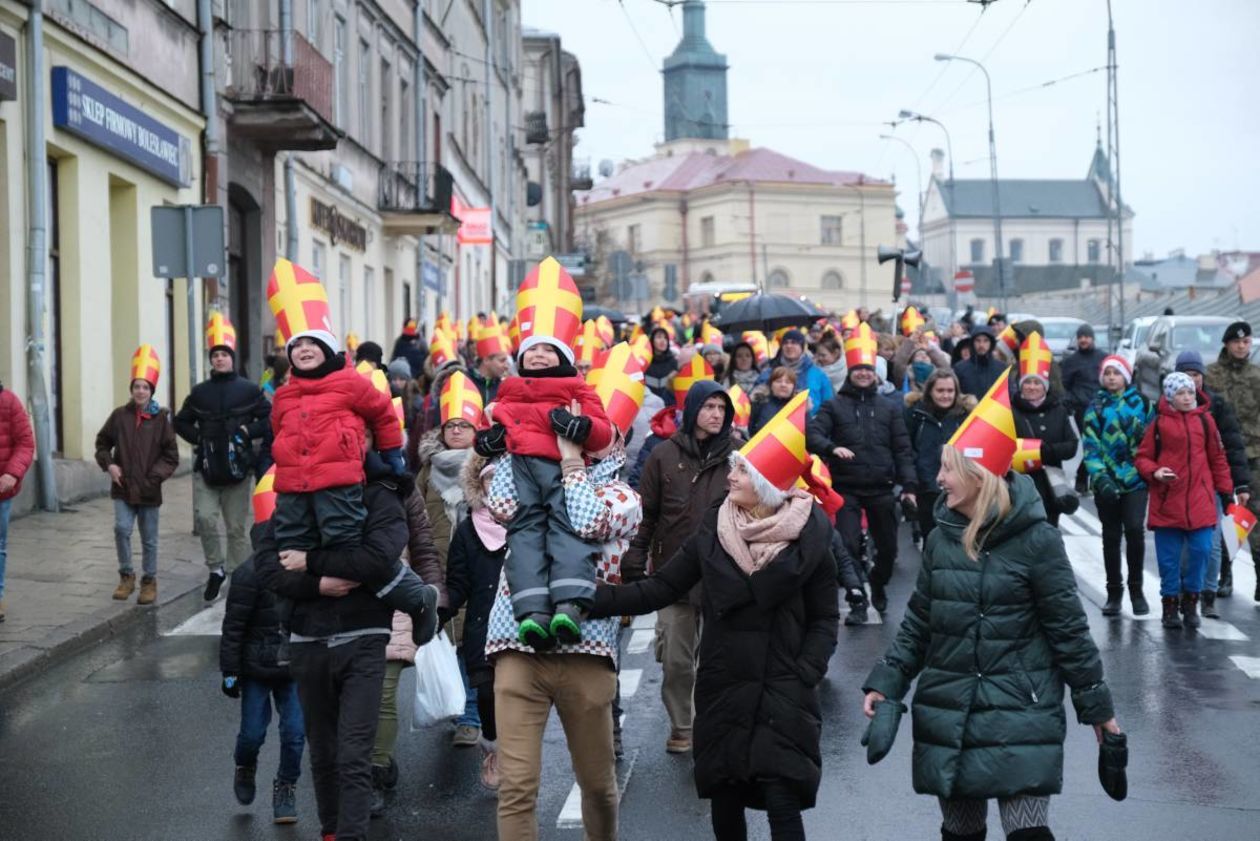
[196,414,253,486]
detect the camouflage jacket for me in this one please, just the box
[1206,352,1260,460]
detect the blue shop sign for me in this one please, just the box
[51,66,190,187]
[422,260,444,293]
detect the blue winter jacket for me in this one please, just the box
[755,354,833,417]
[1081,385,1153,493]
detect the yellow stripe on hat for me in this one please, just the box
[738,391,810,490]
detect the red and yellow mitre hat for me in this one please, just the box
[507,313,521,353]
[475,321,511,360]
[354,359,375,376]
[741,331,770,365]
[1012,438,1042,474]
[844,323,879,370]
[574,319,604,366]
[673,352,715,406]
[435,312,453,336]
[727,384,752,430]
[797,453,843,518]
[516,257,582,364]
[696,323,723,347]
[206,310,237,353]
[629,333,652,366]
[595,315,615,347]
[947,367,1018,476]
[1018,331,1052,384]
[900,306,925,337]
[401,319,418,338]
[130,344,161,388]
[345,332,360,354]
[253,465,277,523]
[795,453,832,490]
[267,258,335,352]
[429,331,457,369]
[841,310,861,331]
[734,391,810,504]
[997,324,1021,354]
[587,342,645,435]
[440,371,484,427]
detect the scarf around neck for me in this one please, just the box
[717,490,813,576]
[472,506,507,551]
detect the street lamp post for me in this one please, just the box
[897,111,957,304]
[879,134,924,231]
[934,53,1006,313]
[838,181,868,308]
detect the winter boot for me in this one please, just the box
[112,573,136,601]
[518,614,555,651]
[272,779,297,824]
[409,583,440,647]
[941,827,986,840]
[845,602,869,626]
[550,602,583,646]
[1160,596,1182,629]
[1129,585,1150,616]
[1180,592,1201,628]
[369,764,388,818]
[382,754,399,790]
[1217,556,1233,597]
[233,764,257,805]
[1101,587,1124,616]
[137,576,157,606]
[870,582,889,613]
[1201,590,1220,619]
[1006,828,1055,841]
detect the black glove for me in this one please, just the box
[860,699,907,765]
[1098,730,1128,801]
[474,424,508,458]
[221,675,240,699]
[1093,474,1121,504]
[549,407,592,444]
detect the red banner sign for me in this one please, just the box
[451,195,492,245]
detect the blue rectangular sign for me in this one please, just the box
[422,260,443,293]
[51,66,189,187]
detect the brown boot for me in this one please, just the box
[137,576,157,606]
[1180,592,1201,628]
[112,573,137,601]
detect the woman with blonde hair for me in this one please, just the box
[861,385,1120,841]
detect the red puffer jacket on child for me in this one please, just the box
[271,360,404,493]
[1135,392,1232,530]
[0,388,35,501]
[491,375,613,460]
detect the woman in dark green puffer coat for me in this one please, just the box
[862,446,1120,841]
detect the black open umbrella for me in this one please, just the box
[711,293,825,333]
[581,304,629,324]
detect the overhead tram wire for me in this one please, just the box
[928,0,1032,115]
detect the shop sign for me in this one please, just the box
[451,195,492,245]
[422,260,444,294]
[310,198,367,252]
[50,66,190,187]
[0,33,16,102]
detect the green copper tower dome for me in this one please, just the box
[663,0,729,141]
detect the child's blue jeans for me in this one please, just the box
[1155,527,1213,597]
[235,678,305,784]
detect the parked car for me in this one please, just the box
[1036,317,1089,358]
[1133,316,1232,401]
[1116,316,1159,367]
[1091,325,1114,354]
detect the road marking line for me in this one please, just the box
[556,783,583,828]
[164,600,225,636]
[627,628,654,654]
[631,611,657,630]
[1192,620,1249,641]
[619,668,642,702]
[1061,536,1155,621]
[1060,517,1088,536]
[1071,507,1104,533]
[1228,655,1260,679]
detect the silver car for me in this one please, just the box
[1133,316,1231,401]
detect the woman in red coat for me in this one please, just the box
[1135,372,1233,629]
[0,383,35,622]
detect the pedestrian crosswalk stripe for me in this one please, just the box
[1060,517,1089,537]
[556,747,640,829]
[619,668,642,702]
[164,601,225,636]
[1070,507,1104,534]
[1228,656,1260,679]
[1192,620,1250,641]
[627,628,654,654]
[631,611,657,630]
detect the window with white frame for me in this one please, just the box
[339,254,351,332]
[307,0,321,49]
[380,58,391,159]
[700,216,715,248]
[969,238,985,264]
[1087,239,1101,263]
[1049,238,1064,263]
[333,18,347,127]
[364,266,376,336]
[821,270,843,290]
[627,224,642,254]
[768,269,790,288]
[1009,238,1024,263]
[311,240,325,279]
[820,215,843,245]
[359,38,371,146]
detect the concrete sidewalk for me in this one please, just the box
[0,477,212,689]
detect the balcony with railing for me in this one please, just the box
[378,163,459,236]
[571,158,593,191]
[225,29,340,150]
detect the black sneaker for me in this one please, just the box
[870,583,888,613]
[410,584,441,647]
[233,764,256,805]
[204,569,226,601]
[369,765,388,818]
[845,604,869,626]
[272,779,297,824]
[382,755,399,791]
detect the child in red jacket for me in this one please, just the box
[1135,372,1234,629]
[271,329,438,644]
[474,334,613,648]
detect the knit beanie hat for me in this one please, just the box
[386,359,413,381]
[1163,371,1196,402]
[1173,350,1206,377]
[1099,354,1132,385]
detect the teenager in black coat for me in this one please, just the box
[1011,374,1079,526]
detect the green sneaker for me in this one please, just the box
[518,615,555,651]
[550,607,582,646]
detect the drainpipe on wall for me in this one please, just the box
[415,7,427,320]
[280,0,298,260]
[482,0,496,312]
[24,0,57,511]
[197,0,218,389]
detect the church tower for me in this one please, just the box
[662,0,729,141]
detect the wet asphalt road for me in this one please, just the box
[1,504,1258,841]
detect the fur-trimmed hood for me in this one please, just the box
[460,452,492,510]
[414,427,446,470]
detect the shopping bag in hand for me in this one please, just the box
[411,631,467,729]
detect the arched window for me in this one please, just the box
[821,270,844,290]
[768,268,790,288]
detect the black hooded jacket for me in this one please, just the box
[623,380,734,589]
[807,378,916,495]
[220,556,291,682]
[644,328,679,405]
[173,369,271,478]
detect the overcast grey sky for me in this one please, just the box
[521,0,1259,259]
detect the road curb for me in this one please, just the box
[0,577,208,693]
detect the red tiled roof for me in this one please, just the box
[576,147,883,205]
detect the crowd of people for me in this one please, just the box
[37,253,1258,841]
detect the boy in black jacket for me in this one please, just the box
[220,549,304,824]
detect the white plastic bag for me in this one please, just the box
[411,631,467,729]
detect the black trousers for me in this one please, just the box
[291,636,387,841]
[1096,488,1147,590]
[836,491,899,587]
[918,491,940,540]
[710,780,806,841]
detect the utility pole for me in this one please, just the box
[482,0,496,312]
[1107,0,1126,331]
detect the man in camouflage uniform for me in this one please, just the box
[1206,320,1260,601]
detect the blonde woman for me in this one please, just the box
[862,444,1120,841]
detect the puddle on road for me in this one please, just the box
[85,635,218,682]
